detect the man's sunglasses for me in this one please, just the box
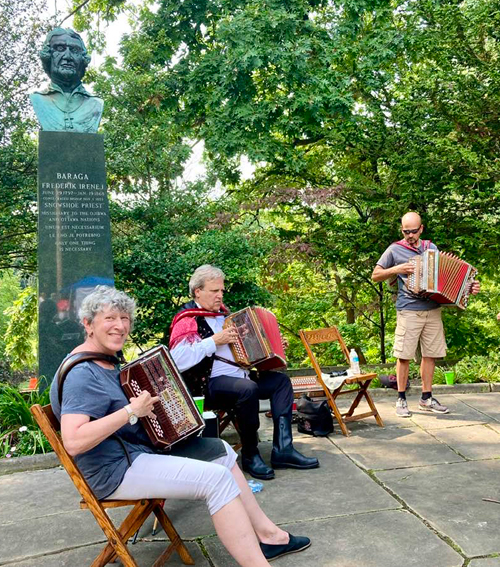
[402,227,421,235]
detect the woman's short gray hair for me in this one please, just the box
[78,286,136,327]
[189,265,225,297]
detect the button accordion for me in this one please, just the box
[120,345,204,449]
[407,249,477,309]
[223,306,286,371]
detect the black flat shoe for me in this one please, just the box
[242,453,275,480]
[260,532,311,561]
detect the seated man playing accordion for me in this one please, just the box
[170,264,319,480]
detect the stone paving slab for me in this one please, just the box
[488,422,500,435]
[331,393,494,431]
[352,398,418,429]
[0,509,113,563]
[331,396,414,431]
[376,460,500,557]
[429,424,500,460]
[469,559,500,567]
[334,393,500,436]
[0,467,77,523]
[2,541,207,567]
[408,396,497,430]
[157,436,398,538]
[204,510,463,567]
[457,393,500,423]
[3,391,500,566]
[332,424,465,470]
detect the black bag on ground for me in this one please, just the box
[295,395,334,437]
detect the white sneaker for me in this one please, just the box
[395,398,412,417]
[419,397,449,414]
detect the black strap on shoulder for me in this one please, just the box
[213,354,246,369]
[56,351,121,406]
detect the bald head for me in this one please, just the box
[401,212,423,247]
[401,212,421,227]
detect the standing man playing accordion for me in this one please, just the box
[169,264,319,480]
[372,212,480,418]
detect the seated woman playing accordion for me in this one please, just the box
[49,285,311,565]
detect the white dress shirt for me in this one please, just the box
[171,305,248,380]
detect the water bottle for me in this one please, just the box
[349,348,360,375]
[247,479,264,493]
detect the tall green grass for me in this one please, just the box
[0,383,51,457]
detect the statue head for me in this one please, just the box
[40,28,91,89]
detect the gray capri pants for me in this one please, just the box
[109,440,240,515]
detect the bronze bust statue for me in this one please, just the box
[30,28,103,133]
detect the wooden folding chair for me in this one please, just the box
[299,327,384,436]
[214,409,242,452]
[30,404,195,567]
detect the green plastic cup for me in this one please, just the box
[193,396,205,413]
[444,371,455,385]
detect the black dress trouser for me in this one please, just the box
[206,371,293,452]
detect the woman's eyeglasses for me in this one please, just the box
[402,227,421,235]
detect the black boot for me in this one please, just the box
[242,451,275,480]
[240,429,275,480]
[271,415,320,469]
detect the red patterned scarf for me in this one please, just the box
[169,305,229,349]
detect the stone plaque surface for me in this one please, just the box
[38,131,114,389]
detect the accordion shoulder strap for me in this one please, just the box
[55,351,133,467]
[393,239,432,252]
[56,351,121,406]
[213,354,246,369]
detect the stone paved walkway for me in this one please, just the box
[1,391,500,566]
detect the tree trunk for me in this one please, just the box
[378,282,386,363]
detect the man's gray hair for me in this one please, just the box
[78,285,136,327]
[189,265,225,297]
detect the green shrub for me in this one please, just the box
[432,366,446,385]
[0,383,51,458]
[453,356,500,384]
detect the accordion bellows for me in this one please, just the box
[223,307,286,371]
[407,249,477,309]
[120,345,204,449]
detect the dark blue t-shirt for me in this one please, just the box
[49,361,155,499]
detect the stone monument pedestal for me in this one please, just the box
[37,131,114,390]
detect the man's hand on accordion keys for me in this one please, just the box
[213,325,241,345]
[396,261,415,275]
[128,390,160,419]
[471,281,480,295]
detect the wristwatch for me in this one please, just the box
[124,404,138,425]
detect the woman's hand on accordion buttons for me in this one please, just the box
[471,281,480,295]
[213,326,239,345]
[129,391,160,419]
